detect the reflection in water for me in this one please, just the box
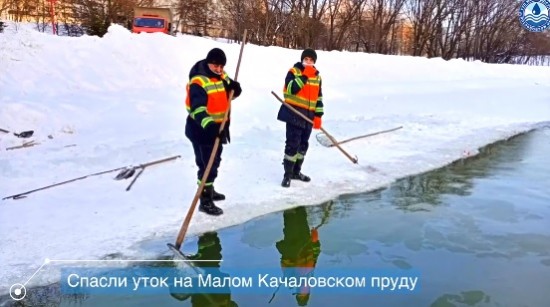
[2,129,549,306]
[430,290,491,307]
[344,131,550,262]
[274,206,324,306]
[168,232,238,307]
[390,132,531,211]
[0,284,87,307]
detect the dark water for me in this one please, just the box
[2,127,550,307]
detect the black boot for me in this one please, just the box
[292,158,311,182]
[212,187,225,201]
[281,159,294,188]
[199,186,223,216]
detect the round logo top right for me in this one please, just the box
[519,0,550,32]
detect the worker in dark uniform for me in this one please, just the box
[185,48,242,215]
[276,206,321,306]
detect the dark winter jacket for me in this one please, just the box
[185,59,240,145]
[277,62,324,129]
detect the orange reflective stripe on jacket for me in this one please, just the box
[280,241,320,269]
[284,67,321,111]
[185,73,230,123]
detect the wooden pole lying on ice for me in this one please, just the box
[315,126,403,147]
[2,155,181,200]
[117,155,182,191]
[5,140,40,151]
[3,166,126,200]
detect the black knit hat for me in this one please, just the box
[206,48,226,66]
[301,48,317,63]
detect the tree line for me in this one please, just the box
[210,0,550,64]
[2,0,550,64]
[184,0,550,63]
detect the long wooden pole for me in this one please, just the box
[270,91,358,164]
[319,126,403,147]
[2,155,180,200]
[171,29,248,251]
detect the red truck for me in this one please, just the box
[132,7,173,34]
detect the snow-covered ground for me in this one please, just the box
[1,23,550,295]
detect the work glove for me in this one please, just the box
[313,116,322,130]
[303,65,317,78]
[299,75,308,85]
[228,80,242,98]
[311,228,319,242]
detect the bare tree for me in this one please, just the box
[1,0,12,17]
[358,0,405,53]
[256,0,295,46]
[219,0,255,40]
[325,0,365,51]
[5,0,35,22]
[298,0,329,48]
[34,0,50,32]
[177,0,212,35]
[438,0,476,59]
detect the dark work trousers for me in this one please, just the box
[191,142,223,185]
[285,122,312,159]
